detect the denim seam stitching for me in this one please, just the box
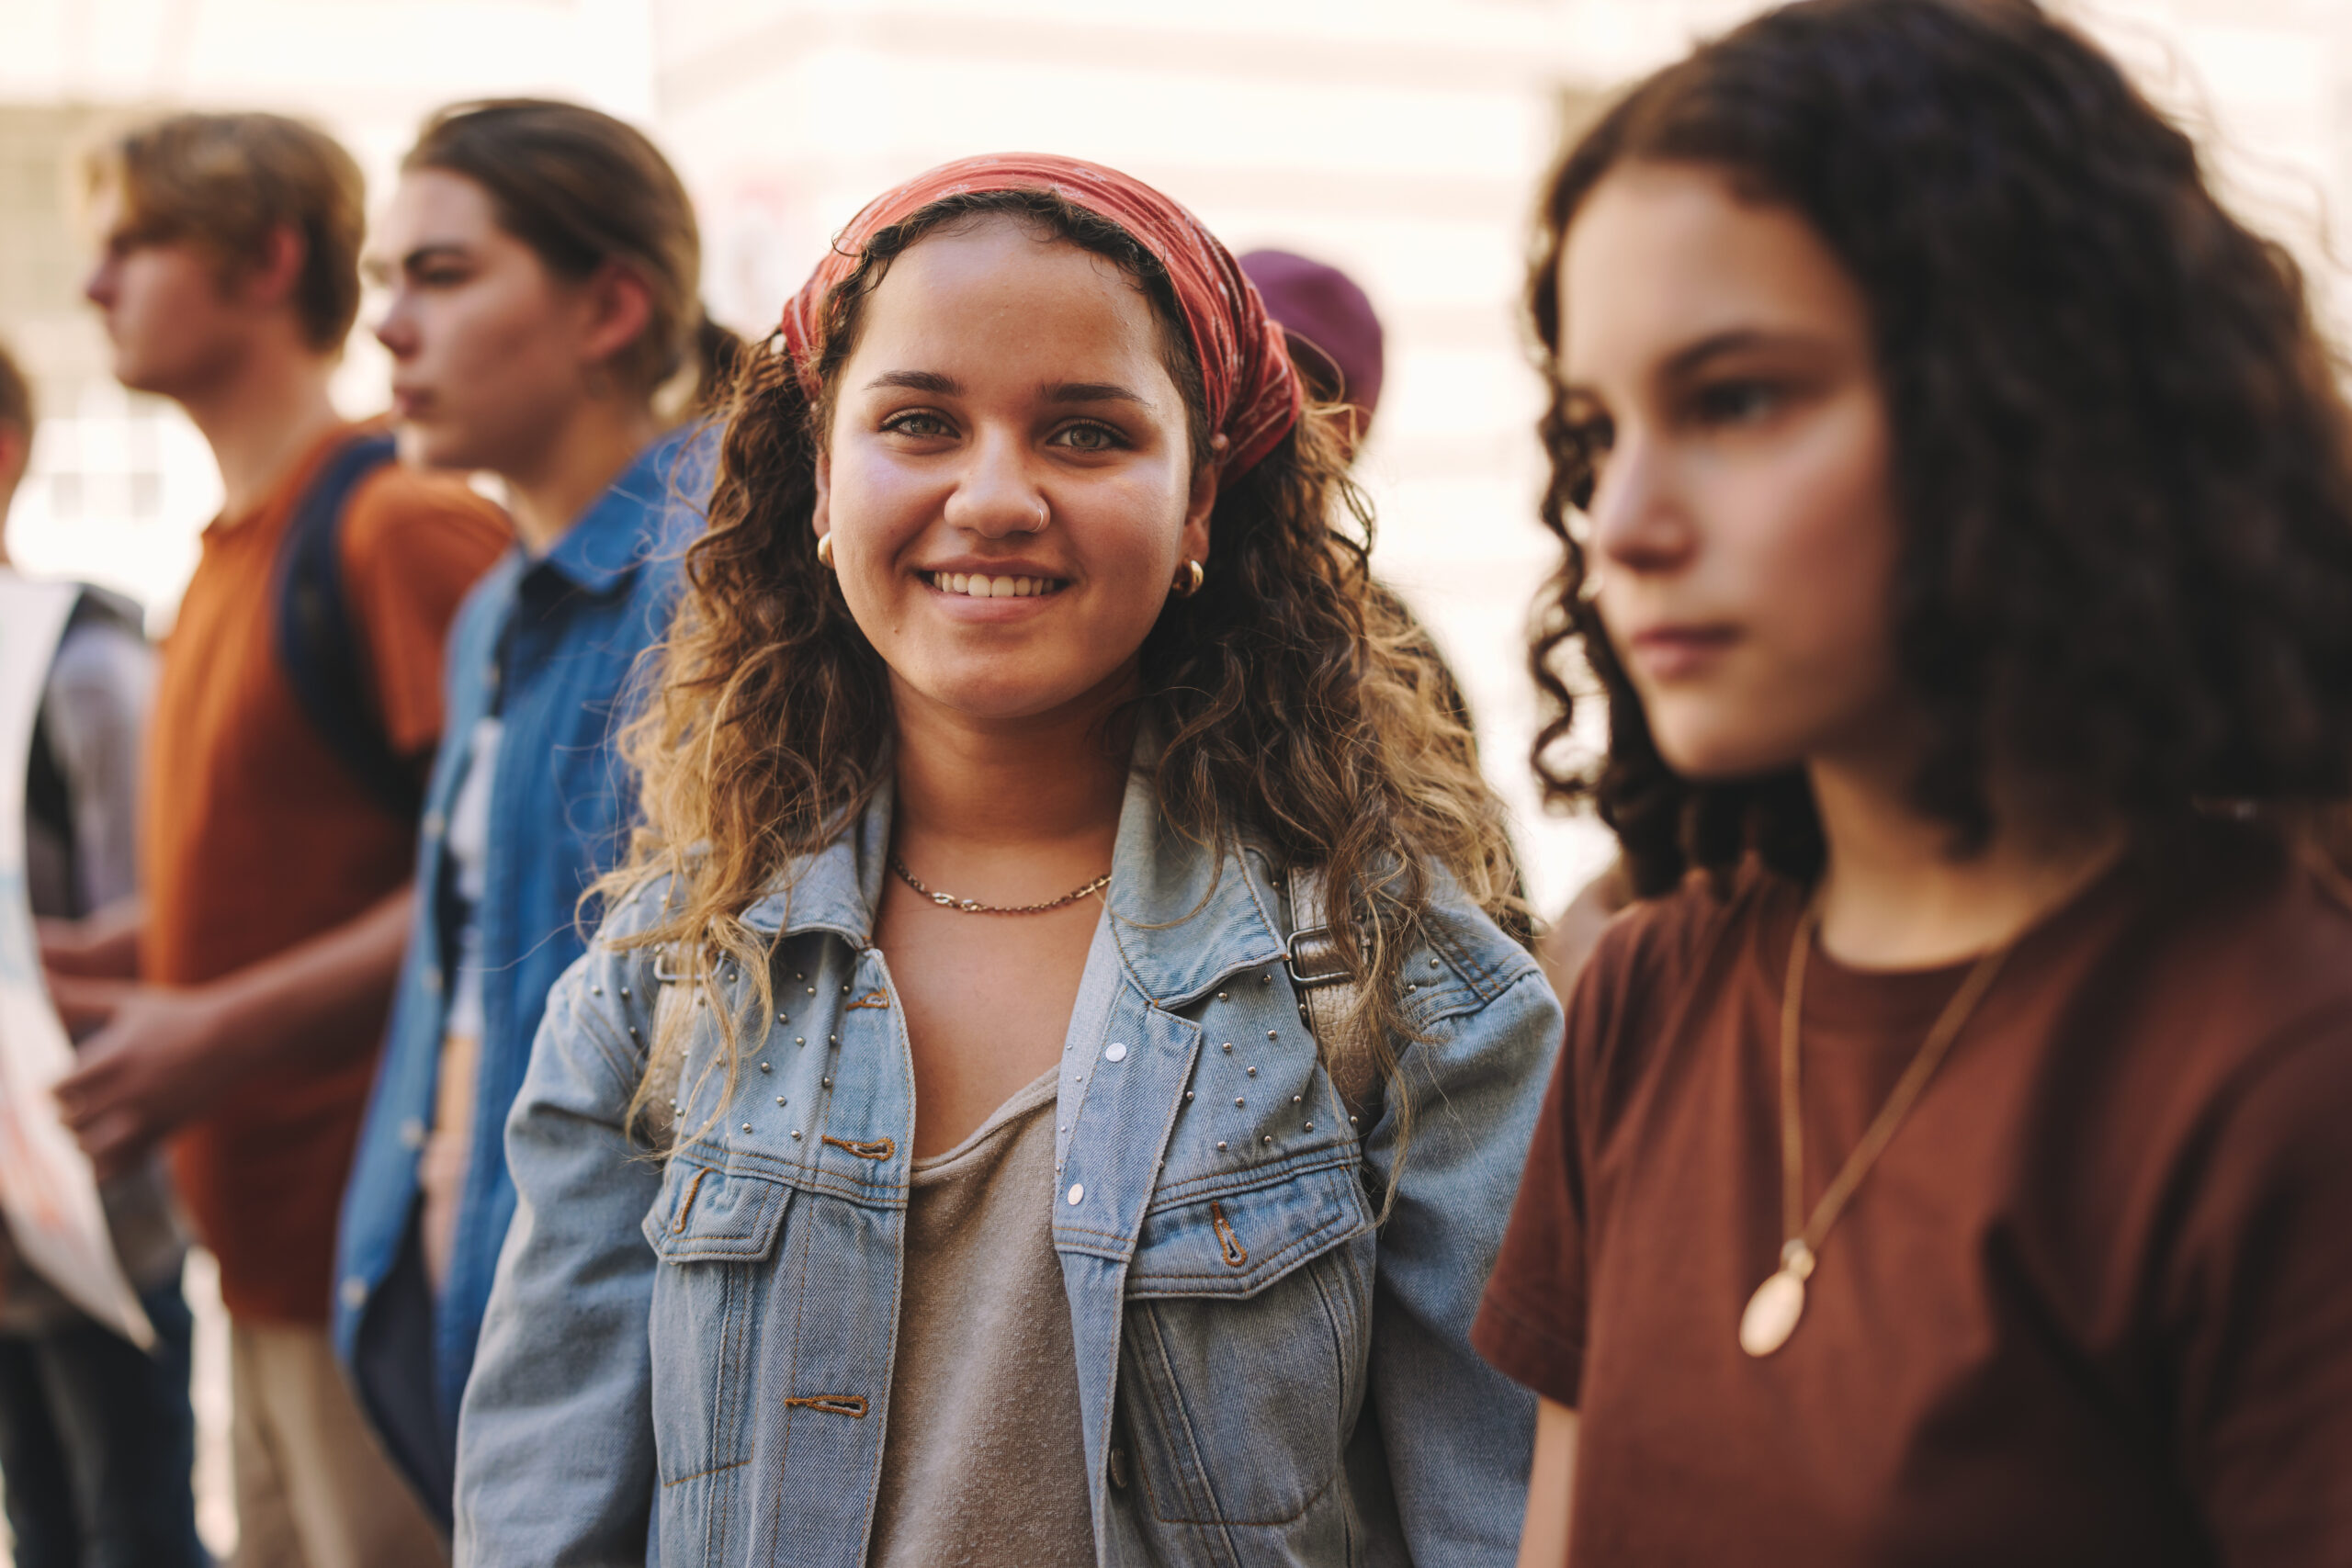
[659,1456,749,1488]
[1146,1148,1359,1206]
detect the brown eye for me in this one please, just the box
[1051,422,1121,452]
[1693,379,1782,425]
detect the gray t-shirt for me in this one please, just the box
[25,595,152,920]
[866,1066,1096,1568]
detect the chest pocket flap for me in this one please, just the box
[1125,1158,1370,1300]
[640,1156,792,1265]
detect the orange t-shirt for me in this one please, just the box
[144,423,507,1325]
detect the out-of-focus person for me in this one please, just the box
[1478,3,2352,1564]
[0,344,204,1568]
[43,111,506,1568]
[332,98,730,1529]
[1239,248,1384,457]
[1243,246,1544,951]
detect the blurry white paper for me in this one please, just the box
[0,576,153,1348]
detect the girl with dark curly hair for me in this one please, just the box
[453,155,1561,1564]
[1475,2,2352,1562]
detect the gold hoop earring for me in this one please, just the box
[816,533,835,570]
[1171,559,1204,598]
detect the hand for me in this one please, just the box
[44,973,131,1038]
[52,987,226,1181]
[39,899,143,982]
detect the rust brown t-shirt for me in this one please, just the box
[145,423,506,1325]
[1474,823,2352,1566]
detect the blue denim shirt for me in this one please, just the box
[455,763,1562,1566]
[334,429,708,1501]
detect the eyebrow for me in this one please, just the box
[1658,327,1828,378]
[859,370,1148,407]
[363,243,469,285]
[865,369,960,395]
[1561,326,1837,400]
[1044,381,1147,407]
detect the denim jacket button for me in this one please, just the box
[339,1277,367,1311]
[1108,1445,1131,1491]
[1102,1042,1127,1063]
[1066,1183,1084,1205]
[400,1118,426,1151]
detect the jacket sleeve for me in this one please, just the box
[454,908,664,1567]
[1359,920,1565,1565]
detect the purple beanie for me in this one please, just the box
[1238,249,1385,446]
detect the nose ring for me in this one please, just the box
[1032,500,1050,531]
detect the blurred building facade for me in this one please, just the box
[2,0,2348,922]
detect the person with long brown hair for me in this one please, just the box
[1476,2,2352,1562]
[453,154,1559,1564]
[331,98,737,1532]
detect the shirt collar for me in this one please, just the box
[738,777,896,946]
[537,422,715,595]
[738,743,1286,1006]
[1102,764,1287,1005]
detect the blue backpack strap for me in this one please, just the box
[272,431,419,818]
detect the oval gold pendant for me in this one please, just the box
[1739,1268,1807,1358]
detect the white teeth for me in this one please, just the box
[927,570,1060,598]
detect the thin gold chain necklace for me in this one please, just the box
[888,856,1111,916]
[1738,900,2018,1359]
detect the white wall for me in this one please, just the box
[3,0,2347,917]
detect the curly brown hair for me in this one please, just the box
[607,188,1519,1147]
[1528,0,2352,896]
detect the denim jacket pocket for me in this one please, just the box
[640,1155,794,1489]
[1117,1156,1374,1529]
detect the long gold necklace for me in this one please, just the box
[1738,901,2018,1359]
[888,856,1111,916]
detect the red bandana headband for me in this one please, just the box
[777,153,1302,480]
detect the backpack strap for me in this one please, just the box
[1284,865,1384,1131]
[273,432,417,818]
[26,587,148,918]
[25,704,73,890]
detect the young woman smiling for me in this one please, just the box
[1476,3,2352,1564]
[333,99,732,1526]
[454,156,1560,1566]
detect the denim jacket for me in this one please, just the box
[335,429,707,1509]
[455,766,1561,1566]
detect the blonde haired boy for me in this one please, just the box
[44,112,506,1568]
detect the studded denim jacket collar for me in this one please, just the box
[730,760,1293,1010]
